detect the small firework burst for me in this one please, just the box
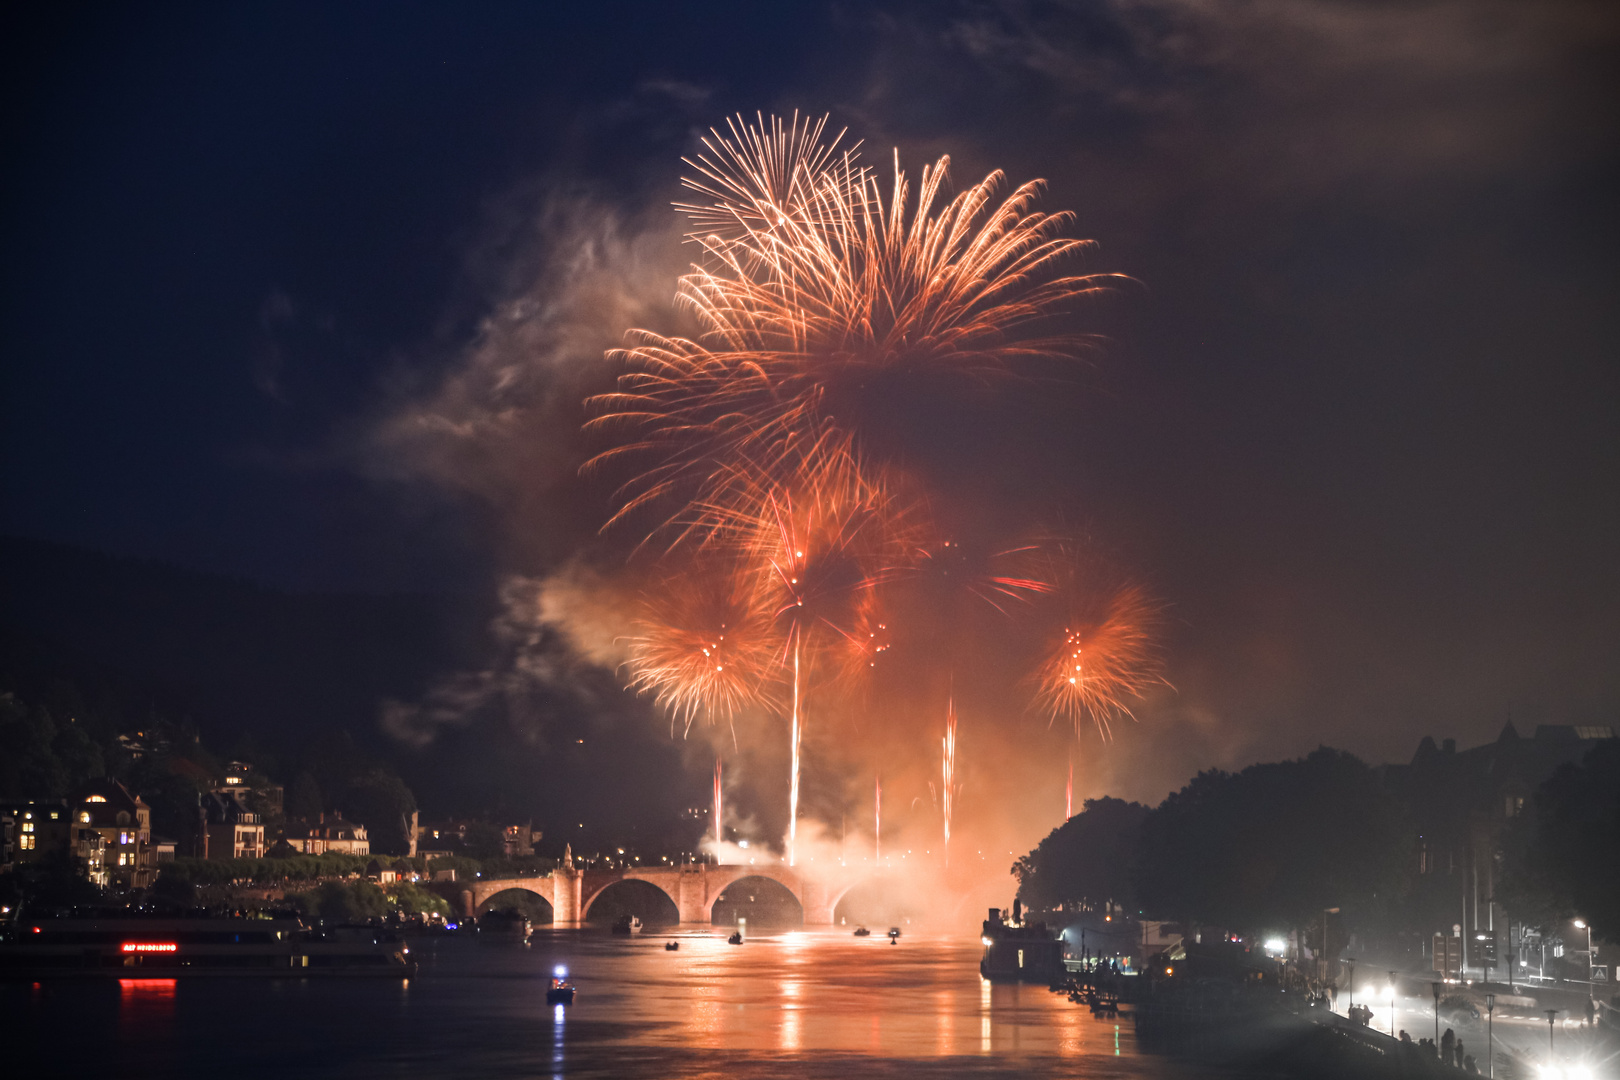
[625,561,775,738]
[1033,581,1167,740]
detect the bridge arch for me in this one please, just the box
[476,885,555,922]
[710,873,803,926]
[581,877,680,925]
[828,873,921,927]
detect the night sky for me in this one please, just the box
[4,2,1617,814]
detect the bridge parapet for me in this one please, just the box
[465,862,866,925]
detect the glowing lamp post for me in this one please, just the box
[1432,981,1443,1054]
[1546,1009,1558,1057]
[1484,992,1495,1078]
[1387,971,1398,1036]
[1574,919,1593,1000]
[1321,907,1339,989]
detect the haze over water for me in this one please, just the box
[10,929,1223,1078]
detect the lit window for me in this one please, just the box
[85,796,106,803]
[49,811,59,819]
[80,812,91,823]
[22,836,35,850]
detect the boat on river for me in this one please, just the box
[979,907,1063,983]
[0,915,415,979]
[610,915,643,936]
[546,965,576,1004]
[853,926,871,937]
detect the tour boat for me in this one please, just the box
[0,914,416,979]
[727,931,743,945]
[852,926,871,937]
[546,965,576,1004]
[610,915,642,936]
[664,940,679,950]
[978,907,1064,983]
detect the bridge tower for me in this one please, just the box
[553,844,583,925]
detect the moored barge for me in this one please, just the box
[0,916,415,978]
[979,906,1064,983]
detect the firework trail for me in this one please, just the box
[874,773,882,864]
[942,699,959,867]
[713,757,723,847]
[789,633,801,864]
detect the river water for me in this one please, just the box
[9,927,1226,1078]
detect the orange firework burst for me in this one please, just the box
[584,113,1126,539]
[728,465,919,864]
[1032,580,1167,740]
[582,114,1160,860]
[625,561,775,739]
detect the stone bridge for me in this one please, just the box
[460,859,872,925]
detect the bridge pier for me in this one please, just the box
[552,861,582,926]
[799,876,834,925]
[673,866,710,924]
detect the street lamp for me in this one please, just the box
[1484,992,1495,1079]
[1322,906,1340,990]
[1574,919,1593,1002]
[1388,971,1398,1036]
[1546,1009,1558,1058]
[1347,957,1357,1011]
[1432,981,1444,1053]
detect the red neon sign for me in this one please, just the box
[121,943,178,953]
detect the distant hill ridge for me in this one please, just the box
[0,535,481,757]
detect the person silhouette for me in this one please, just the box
[1441,1027,1455,1066]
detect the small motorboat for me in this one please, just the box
[664,940,680,951]
[545,965,576,1005]
[887,927,902,940]
[727,932,743,945]
[610,915,643,936]
[852,926,871,937]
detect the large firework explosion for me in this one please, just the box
[584,111,1127,538]
[587,114,1163,865]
